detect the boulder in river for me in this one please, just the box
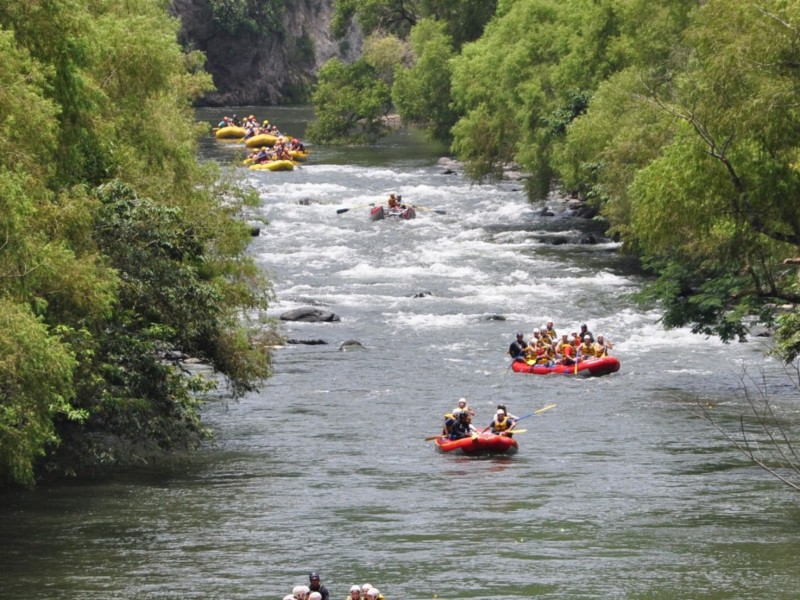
[279,307,341,322]
[339,340,365,351]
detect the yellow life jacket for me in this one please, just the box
[493,416,512,432]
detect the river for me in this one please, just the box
[1,106,799,600]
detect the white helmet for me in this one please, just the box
[292,586,304,599]
[367,589,380,599]
[361,584,372,592]
[284,596,295,600]
[350,585,361,593]
[533,328,540,333]
[497,409,505,415]
[458,397,467,404]
[310,593,322,600]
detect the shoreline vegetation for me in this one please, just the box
[0,2,276,487]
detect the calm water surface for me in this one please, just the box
[1,107,799,600]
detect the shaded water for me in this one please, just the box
[1,107,799,600]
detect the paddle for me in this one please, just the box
[424,434,442,441]
[336,203,375,214]
[505,352,526,373]
[411,204,446,215]
[497,405,554,436]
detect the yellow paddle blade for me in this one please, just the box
[534,403,557,414]
[424,434,441,441]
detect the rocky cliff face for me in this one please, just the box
[171,0,361,106]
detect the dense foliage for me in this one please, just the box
[208,0,286,36]
[316,0,800,362]
[0,0,274,486]
[310,0,496,144]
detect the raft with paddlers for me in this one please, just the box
[370,205,416,221]
[511,355,620,377]
[434,431,518,455]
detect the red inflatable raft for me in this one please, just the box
[370,205,416,221]
[511,356,620,377]
[434,432,518,456]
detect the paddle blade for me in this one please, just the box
[534,403,557,414]
[434,210,447,215]
[424,434,441,441]
[336,208,350,214]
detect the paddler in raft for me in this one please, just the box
[592,334,614,357]
[454,397,475,417]
[448,409,476,440]
[508,331,528,361]
[489,408,518,437]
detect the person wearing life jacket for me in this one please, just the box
[532,340,554,366]
[454,397,475,417]
[577,335,594,360]
[489,409,518,435]
[561,337,577,365]
[347,585,362,600]
[579,323,594,343]
[592,334,614,357]
[442,412,457,437]
[543,320,557,342]
[556,334,576,365]
[365,588,384,600]
[275,141,292,161]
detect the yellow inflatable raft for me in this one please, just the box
[245,133,280,148]
[215,126,246,140]
[249,160,296,172]
[289,150,309,161]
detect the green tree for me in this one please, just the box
[306,57,392,144]
[0,301,78,486]
[619,1,800,359]
[392,18,458,143]
[0,0,276,485]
